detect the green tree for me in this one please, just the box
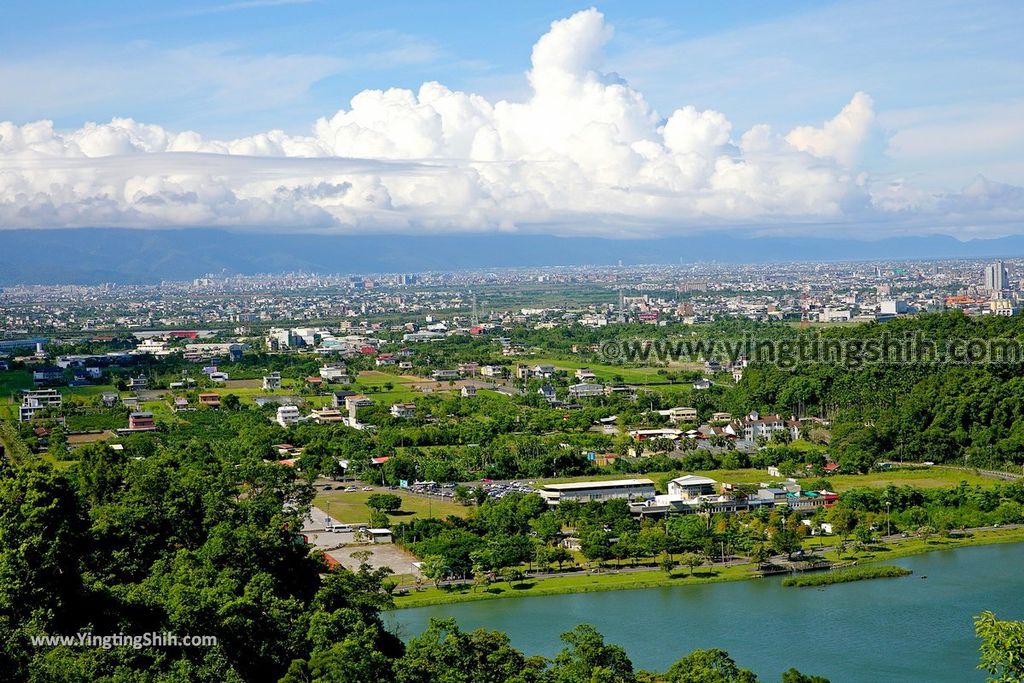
[581,530,611,566]
[974,611,1024,682]
[419,554,448,589]
[367,493,403,513]
[771,528,803,561]
[453,484,473,506]
[395,618,541,683]
[530,511,563,544]
[501,566,525,589]
[680,552,704,576]
[282,624,396,683]
[664,648,758,683]
[548,546,572,571]
[781,668,830,683]
[370,509,391,528]
[549,624,636,683]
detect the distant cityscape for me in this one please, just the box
[1,257,1019,337]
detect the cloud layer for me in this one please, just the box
[1,8,1021,237]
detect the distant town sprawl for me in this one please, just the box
[0,258,1018,334]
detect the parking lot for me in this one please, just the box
[328,544,423,580]
[407,479,536,500]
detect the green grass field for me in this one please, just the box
[313,489,472,525]
[810,526,1024,563]
[0,370,33,397]
[0,371,33,420]
[394,562,758,608]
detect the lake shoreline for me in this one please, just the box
[390,525,1024,609]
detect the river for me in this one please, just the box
[386,542,1024,681]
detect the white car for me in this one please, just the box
[362,486,373,491]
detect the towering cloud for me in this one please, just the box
[0,8,1019,235]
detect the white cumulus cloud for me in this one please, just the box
[0,7,1021,237]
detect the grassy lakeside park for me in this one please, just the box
[392,524,1024,608]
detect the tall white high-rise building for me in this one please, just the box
[984,260,1008,293]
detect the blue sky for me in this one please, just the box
[2,1,828,131]
[1,1,1022,236]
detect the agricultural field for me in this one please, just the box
[523,357,675,385]
[65,413,127,431]
[61,384,118,398]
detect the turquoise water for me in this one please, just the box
[386,543,1024,681]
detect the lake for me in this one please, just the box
[386,542,1024,681]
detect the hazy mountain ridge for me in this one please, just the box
[2,228,1021,285]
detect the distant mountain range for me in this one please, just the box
[2,228,1022,285]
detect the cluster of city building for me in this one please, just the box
[2,259,1020,336]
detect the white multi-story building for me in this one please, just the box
[739,411,788,442]
[480,365,505,378]
[390,403,416,418]
[666,475,717,499]
[18,389,62,423]
[133,338,176,357]
[319,364,350,382]
[275,405,300,428]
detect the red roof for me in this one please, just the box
[371,456,390,465]
[824,463,840,472]
[360,346,376,354]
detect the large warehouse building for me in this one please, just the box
[538,478,656,505]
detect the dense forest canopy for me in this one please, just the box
[2,444,838,682]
